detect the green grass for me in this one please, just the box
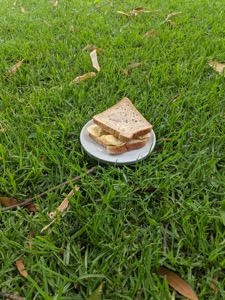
[0,0,225,299]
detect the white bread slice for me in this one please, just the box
[93,97,152,143]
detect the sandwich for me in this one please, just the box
[87,97,152,154]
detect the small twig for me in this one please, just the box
[1,166,97,211]
[163,222,169,255]
[168,93,180,104]
[0,292,25,300]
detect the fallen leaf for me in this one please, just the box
[143,30,158,38]
[166,11,182,21]
[219,199,225,225]
[0,197,18,207]
[50,0,58,6]
[48,187,79,219]
[0,292,25,300]
[7,59,23,76]
[87,282,104,300]
[158,267,199,300]
[69,25,75,32]
[70,72,96,84]
[208,61,225,76]
[143,9,161,13]
[16,259,28,278]
[130,8,144,15]
[28,231,34,250]
[121,62,143,75]
[117,11,130,17]
[83,45,105,53]
[143,187,157,192]
[167,20,176,26]
[131,8,161,15]
[128,62,143,68]
[0,196,37,212]
[41,186,79,233]
[20,5,25,13]
[25,203,37,212]
[210,273,218,294]
[83,45,97,51]
[132,7,144,11]
[90,49,100,72]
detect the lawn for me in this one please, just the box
[0,0,225,299]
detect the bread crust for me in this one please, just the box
[107,139,147,154]
[93,97,152,143]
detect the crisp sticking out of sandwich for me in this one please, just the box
[88,97,152,155]
[93,97,152,143]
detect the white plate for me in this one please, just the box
[80,120,156,165]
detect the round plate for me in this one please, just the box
[80,120,156,165]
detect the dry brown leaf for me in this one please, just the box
[210,273,218,294]
[41,186,79,233]
[131,9,161,15]
[0,196,37,212]
[128,62,143,68]
[83,45,105,53]
[208,61,225,76]
[117,11,130,17]
[83,45,97,51]
[143,30,158,38]
[20,5,25,13]
[122,62,143,75]
[143,9,161,13]
[69,25,75,32]
[7,59,23,76]
[167,20,176,26]
[50,0,58,6]
[25,203,37,212]
[16,260,28,278]
[0,197,18,207]
[166,11,182,20]
[0,292,25,300]
[28,232,34,250]
[49,186,79,219]
[90,49,100,72]
[158,267,199,300]
[132,7,144,11]
[70,72,96,84]
[130,9,144,15]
